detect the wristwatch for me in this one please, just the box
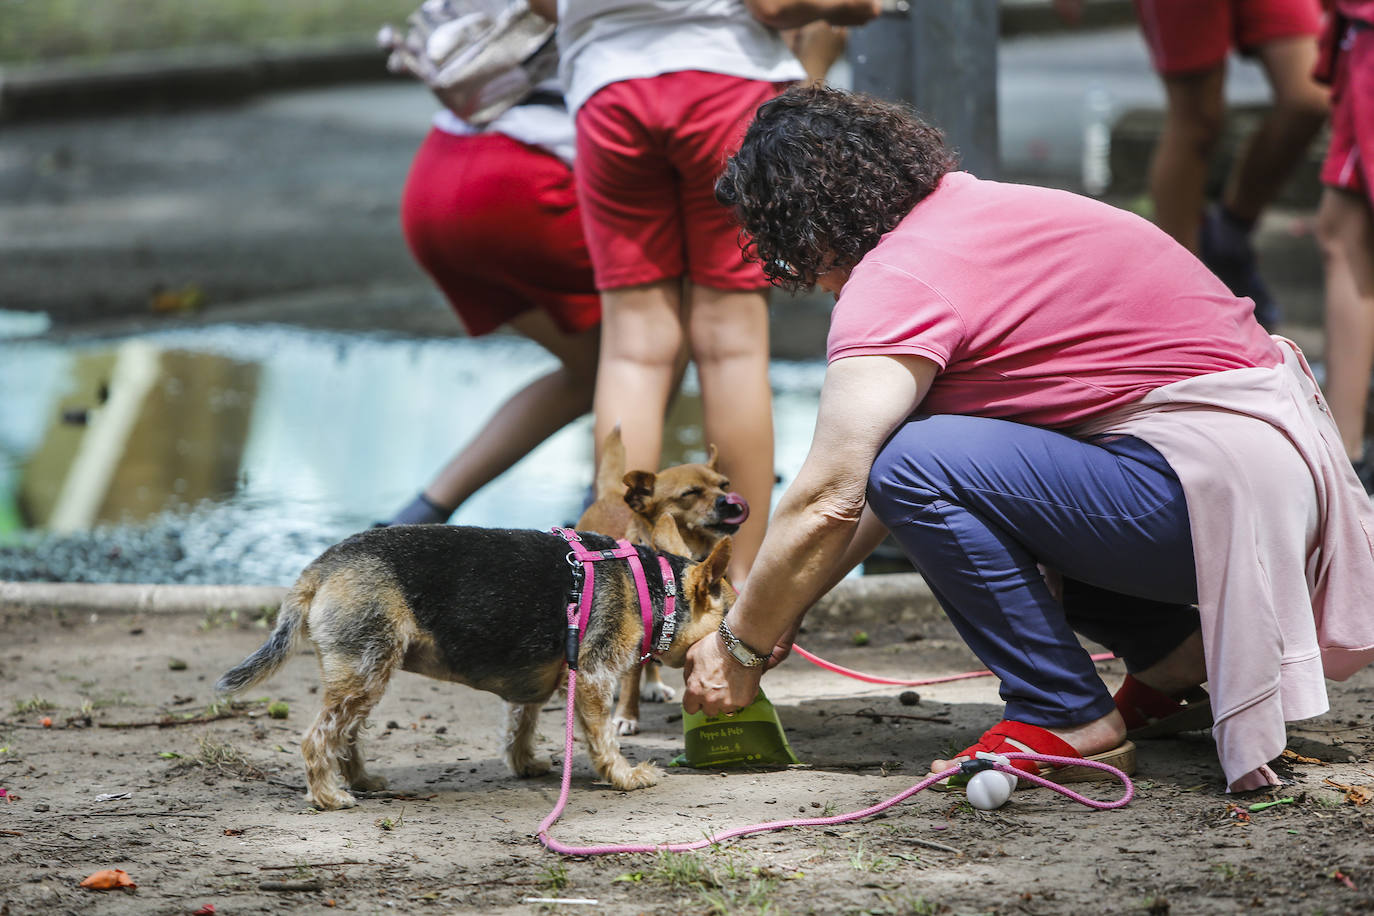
[718,619,768,668]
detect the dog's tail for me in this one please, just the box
[214,570,317,695]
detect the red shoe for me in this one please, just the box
[934,720,1136,789]
[1113,674,1212,739]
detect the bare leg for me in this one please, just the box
[591,280,686,475]
[1150,65,1228,252]
[685,285,774,582]
[1130,629,1207,695]
[419,310,600,513]
[1318,188,1374,459]
[1222,36,1329,222]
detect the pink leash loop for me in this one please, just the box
[536,672,1134,857]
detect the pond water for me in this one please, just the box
[0,317,824,585]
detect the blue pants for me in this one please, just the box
[867,414,1200,728]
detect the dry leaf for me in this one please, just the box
[79,868,137,890]
[1281,748,1323,765]
[1322,778,1374,805]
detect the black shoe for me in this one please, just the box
[1200,205,1280,330]
[1354,458,1374,496]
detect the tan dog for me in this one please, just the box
[215,517,733,810]
[577,427,749,735]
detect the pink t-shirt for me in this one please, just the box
[826,172,1283,429]
[1336,1,1374,24]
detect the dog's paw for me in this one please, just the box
[613,715,640,736]
[350,774,389,793]
[641,682,676,703]
[308,789,358,810]
[509,755,552,778]
[609,760,661,791]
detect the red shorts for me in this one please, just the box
[400,129,599,337]
[1321,25,1374,205]
[573,70,785,291]
[1133,0,1322,75]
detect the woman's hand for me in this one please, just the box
[682,631,764,717]
[765,617,803,670]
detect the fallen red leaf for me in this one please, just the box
[192,905,216,915]
[80,868,137,890]
[1332,869,1357,890]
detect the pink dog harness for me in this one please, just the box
[550,527,677,669]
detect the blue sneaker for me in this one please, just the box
[1199,205,1280,330]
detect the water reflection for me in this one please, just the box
[0,325,823,585]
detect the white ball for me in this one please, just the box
[965,768,1016,810]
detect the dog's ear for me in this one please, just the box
[704,444,719,470]
[686,536,733,607]
[594,425,628,498]
[623,470,657,515]
[649,514,691,556]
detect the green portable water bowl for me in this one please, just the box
[672,689,801,769]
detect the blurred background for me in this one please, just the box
[0,0,1329,583]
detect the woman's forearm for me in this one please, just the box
[722,485,865,654]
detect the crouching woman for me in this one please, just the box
[682,86,1374,792]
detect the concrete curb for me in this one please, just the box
[1,572,944,628]
[0,581,287,619]
[0,41,396,122]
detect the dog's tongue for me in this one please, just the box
[721,492,750,526]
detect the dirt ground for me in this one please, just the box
[1,604,1372,916]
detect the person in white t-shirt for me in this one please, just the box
[552,0,879,583]
[384,82,604,526]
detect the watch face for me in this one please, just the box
[729,642,760,666]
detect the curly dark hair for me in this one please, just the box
[716,86,957,292]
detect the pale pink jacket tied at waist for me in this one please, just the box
[1073,338,1374,792]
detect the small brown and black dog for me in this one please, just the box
[215,517,733,810]
[577,427,749,735]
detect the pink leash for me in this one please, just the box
[792,644,1118,686]
[537,664,1133,857]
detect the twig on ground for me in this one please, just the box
[835,709,952,725]
[64,811,213,818]
[905,837,962,855]
[259,879,323,892]
[259,861,368,871]
[97,711,240,729]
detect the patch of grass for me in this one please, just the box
[80,690,133,711]
[193,736,264,780]
[374,807,405,831]
[1,0,418,65]
[849,839,895,874]
[539,862,570,893]
[649,851,719,889]
[877,892,942,915]
[12,696,54,715]
[699,874,782,915]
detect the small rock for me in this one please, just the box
[899,690,920,706]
